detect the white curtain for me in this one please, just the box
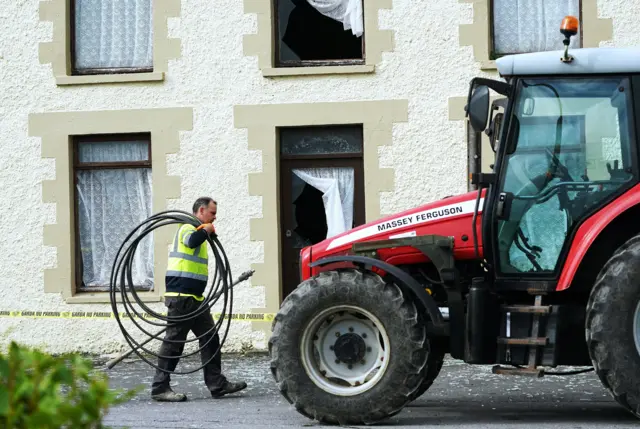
[306,0,364,37]
[74,0,153,69]
[76,141,154,289]
[493,0,580,55]
[292,168,355,238]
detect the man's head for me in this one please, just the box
[193,197,217,224]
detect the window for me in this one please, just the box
[496,77,635,274]
[491,0,582,58]
[274,0,364,67]
[73,134,154,292]
[71,0,153,75]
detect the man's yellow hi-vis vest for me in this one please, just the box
[166,224,208,283]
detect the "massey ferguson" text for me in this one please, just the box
[377,206,465,232]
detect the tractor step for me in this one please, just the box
[491,365,544,378]
[495,295,552,377]
[501,305,552,314]
[497,337,548,346]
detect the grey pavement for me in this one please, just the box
[101,353,638,429]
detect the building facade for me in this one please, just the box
[0,0,637,354]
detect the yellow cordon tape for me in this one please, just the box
[0,310,275,322]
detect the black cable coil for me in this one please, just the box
[109,209,233,374]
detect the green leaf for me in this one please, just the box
[0,357,9,379]
[0,342,137,428]
[0,388,8,416]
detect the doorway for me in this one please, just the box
[279,125,365,302]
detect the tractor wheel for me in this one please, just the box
[268,269,429,425]
[408,342,445,401]
[586,234,640,419]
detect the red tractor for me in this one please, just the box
[268,16,640,425]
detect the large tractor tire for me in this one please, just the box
[268,269,433,425]
[586,234,640,419]
[409,342,445,402]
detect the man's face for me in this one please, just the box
[197,202,217,224]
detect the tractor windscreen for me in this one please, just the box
[495,76,635,274]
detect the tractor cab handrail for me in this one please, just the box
[513,179,630,202]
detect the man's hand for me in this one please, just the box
[197,223,216,234]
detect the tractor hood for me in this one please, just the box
[310,190,486,257]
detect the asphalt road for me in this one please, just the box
[101,354,638,429]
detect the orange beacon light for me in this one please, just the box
[560,16,579,63]
[560,15,579,38]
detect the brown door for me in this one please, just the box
[280,157,365,301]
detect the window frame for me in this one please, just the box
[28,107,191,303]
[457,0,612,71]
[242,0,393,77]
[72,133,153,292]
[488,0,584,60]
[69,0,155,76]
[272,0,366,69]
[38,0,182,86]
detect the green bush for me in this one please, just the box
[0,341,137,429]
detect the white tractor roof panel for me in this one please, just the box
[496,47,640,77]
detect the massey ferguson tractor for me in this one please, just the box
[268,16,640,424]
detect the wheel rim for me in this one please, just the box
[634,300,640,357]
[299,305,391,396]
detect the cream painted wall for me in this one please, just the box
[0,0,638,355]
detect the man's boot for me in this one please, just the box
[151,388,187,402]
[210,381,247,398]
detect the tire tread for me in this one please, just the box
[586,235,640,419]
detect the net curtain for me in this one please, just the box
[306,0,364,37]
[292,168,355,239]
[492,0,580,54]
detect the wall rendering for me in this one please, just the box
[0,0,637,355]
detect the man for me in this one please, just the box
[151,197,247,402]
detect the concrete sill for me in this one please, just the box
[480,60,497,71]
[65,292,163,304]
[262,65,375,77]
[55,72,165,86]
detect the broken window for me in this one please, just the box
[491,0,581,57]
[274,0,365,66]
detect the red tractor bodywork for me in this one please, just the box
[302,190,486,282]
[303,184,640,293]
[556,183,640,291]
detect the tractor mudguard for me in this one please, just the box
[309,255,446,330]
[557,183,640,291]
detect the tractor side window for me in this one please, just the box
[496,77,635,275]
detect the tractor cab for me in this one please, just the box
[466,17,640,291]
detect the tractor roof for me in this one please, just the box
[496,47,640,77]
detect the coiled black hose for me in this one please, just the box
[109,209,233,374]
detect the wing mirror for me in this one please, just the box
[486,112,504,153]
[484,98,508,152]
[467,85,490,132]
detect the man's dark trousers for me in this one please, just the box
[151,296,226,394]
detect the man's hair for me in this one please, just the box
[192,197,217,214]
